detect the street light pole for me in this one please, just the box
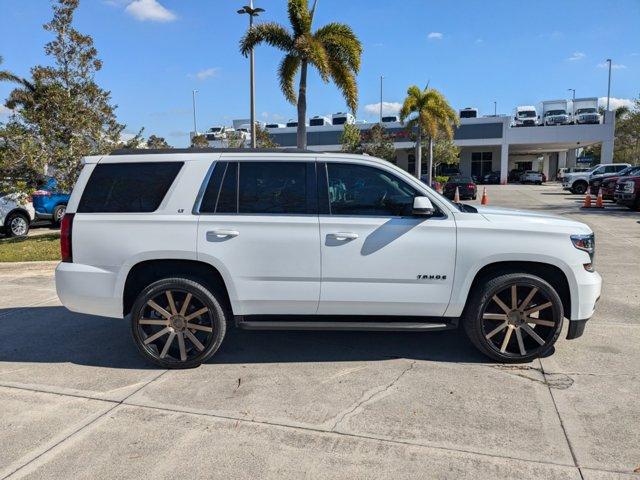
[238,1,265,148]
[605,58,612,111]
[493,101,497,116]
[379,75,383,124]
[192,89,198,135]
[568,88,575,119]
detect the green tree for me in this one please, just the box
[362,124,395,162]
[431,136,460,172]
[340,123,362,153]
[585,99,640,164]
[400,86,458,184]
[1,0,126,191]
[240,0,362,149]
[256,124,278,148]
[146,135,171,149]
[190,133,209,148]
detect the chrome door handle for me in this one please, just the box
[329,232,359,241]
[207,229,239,240]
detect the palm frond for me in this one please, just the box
[328,60,357,113]
[314,23,362,72]
[288,0,311,37]
[239,23,294,57]
[279,54,300,105]
[298,35,329,81]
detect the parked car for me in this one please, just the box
[519,170,544,185]
[56,149,601,367]
[614,175,640,210]
[0,192,35,237]
[508,169,524,183]
[31,177,70,226]
[482,171,501,184]
[443,176,477,200]
[589,165,640,197]
[558,167,590,181]
[562,163,631,195]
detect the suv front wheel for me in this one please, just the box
[131,277,228,368]
[571,181,588,195]
[463,273,564,362]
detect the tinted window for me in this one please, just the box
[78,162,182,213]
[199,162,227,213]
[326,163,417,216]
[217,162,238,213]
[238,162,307,214]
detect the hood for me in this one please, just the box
[473,205,591,233]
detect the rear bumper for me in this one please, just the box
[55,262,122,318]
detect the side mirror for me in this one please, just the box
[413,196,435,216]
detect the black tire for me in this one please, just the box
[52,204,66,227]
[4,212,30,237]
[472,194,477,200]
[572,181,588,195]
[131,277,228,369]
[462,273,564,363]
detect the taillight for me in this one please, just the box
[60,213,74,263]
[467,183,475,189]
[32,189,52,197]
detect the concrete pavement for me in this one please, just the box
[0,184,638,479]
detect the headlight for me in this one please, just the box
[571,233,595,270]
[622,181,635,193]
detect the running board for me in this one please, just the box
[237,321,453,331]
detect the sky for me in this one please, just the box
[1,0,639,147]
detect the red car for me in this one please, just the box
[443,176,477,200]
[590,165,640,199]
[614,175,640,210]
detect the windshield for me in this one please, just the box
[576,108,597,115]
[545,110,566,116]
[518,111,536,118]
[622,166,640,176]
[209,127,222,133]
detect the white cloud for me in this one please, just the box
[0,105,14,117]
[125,0,176,22]
[427,32,443,40]
[597,61,627,70]
[364,102,402,116]
[597,97,635,111]
[568,52,585,61]
[189,68,219,80]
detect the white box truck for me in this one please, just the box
[542,100,571,126]
[572,98,601,125]
[512,105,538,127]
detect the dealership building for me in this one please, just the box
[205,111,616,183]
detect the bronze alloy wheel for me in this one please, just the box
[464,273,564,362]
[131,278,227,368]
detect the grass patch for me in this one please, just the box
[0,233,61,262]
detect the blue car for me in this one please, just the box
[31,177,70,226]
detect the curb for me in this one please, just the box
[0,261,59,273]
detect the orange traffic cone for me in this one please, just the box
[582,191,592,208]
[454,186,460,203]
[595,187,604,208]
[481,187,489,205]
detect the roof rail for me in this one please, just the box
[109,147,317,156]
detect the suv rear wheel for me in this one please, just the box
[463,273,564,362]
[131,277,228,368]
[5,212,30,237]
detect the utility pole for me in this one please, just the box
[568,88,575,119]
[238,1,265,148]
[605,58,612,111]
[192,89,198,135]
[379,75,383,124]
[493,101,497,117]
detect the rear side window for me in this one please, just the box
[78,162,183,213]
[239,162,307,214]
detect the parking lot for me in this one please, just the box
[0,183,638,479]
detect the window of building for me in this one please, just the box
[471,152,493,178]
[78,162,183,213]
[326,163,418,216]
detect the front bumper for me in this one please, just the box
[566,269,602,339]
[55,262,122,318]
[614,192,636,206]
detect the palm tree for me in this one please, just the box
[0,55,34,91]
[239,0,362,149]
[400,85,458,184]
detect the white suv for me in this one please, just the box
[562,163,630,195]
[56,149,602,368]
[1,192,35,237]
